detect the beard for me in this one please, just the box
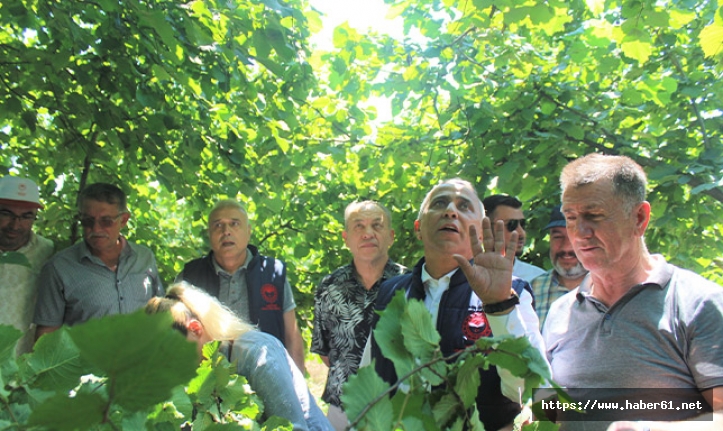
[553,253,588,279]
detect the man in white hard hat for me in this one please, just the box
[0,176,54,355]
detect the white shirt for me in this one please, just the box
[513,259,546,283]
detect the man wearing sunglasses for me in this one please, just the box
[482,194,545,283]
[0,176,54,355]
[34,183,163,340]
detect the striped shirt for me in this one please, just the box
[530,269,578,329]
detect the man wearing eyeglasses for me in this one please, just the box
[482,195,545,283]
[33,183,163,340]
[0,176,54,355]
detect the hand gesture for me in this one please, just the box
[452,218,517,305]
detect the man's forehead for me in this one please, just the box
[430,182,477,199]
[491,205,523,218]
[209,207,247,222]
[561,200,602,213]
[348,208,387,223]
[80,199,121,212]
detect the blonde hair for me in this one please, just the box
[145,282,253,340]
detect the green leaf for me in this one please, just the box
[621,38,653,64]
[342,365,393,430]
[68,310,199,412]
[373,290,415,379]
[28,392,106,430]
[23,327,88,393]
[454,355,484,406]
[400,299,440,360]
[0,326,22,363]
[0,251,32,268]
[700,19,723,59]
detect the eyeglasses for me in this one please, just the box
[505,219,527,232]
[0,209,37,225]
[77,214,123,228]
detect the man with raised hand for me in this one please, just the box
[370,179,547,431]
[311,200,406,430]
[0,176,54,355]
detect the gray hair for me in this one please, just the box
[560,153,647,212]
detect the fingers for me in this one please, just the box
[506,230,518,262]
[481,217,494,252]
[468,224,483,256]
[482,218,517,262]
[493,219,506,254]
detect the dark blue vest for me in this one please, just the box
[371,258,532,431]
[181,244,286,343]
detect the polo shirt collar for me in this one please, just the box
[79,236,130,262]
[212,247,252,276]
[577,254,672,300]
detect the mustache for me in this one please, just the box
[555,251,578,259]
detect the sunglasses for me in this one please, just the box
[504,219,527,232]
[77,214,123,228]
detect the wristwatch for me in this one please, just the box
[482,293,520,313]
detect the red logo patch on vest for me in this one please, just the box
[462,310,492,342]
[261,283,281,310]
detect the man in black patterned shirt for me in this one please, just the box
[311,200,407,430]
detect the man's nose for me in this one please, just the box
[443,202,459,217]
[571,220,592,239]
[7,216,21,229]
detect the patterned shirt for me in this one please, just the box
[0,232,54,355]
[530,269,581,329]
[311,259,407,407]
[34,238,164,327]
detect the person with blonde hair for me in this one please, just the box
[146,282,332,431]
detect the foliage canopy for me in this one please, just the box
[1,0,721,335]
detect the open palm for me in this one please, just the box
[453,218,517,305]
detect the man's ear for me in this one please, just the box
[634,201,651,237]
[414,220,422,240]
[120,212,131,227]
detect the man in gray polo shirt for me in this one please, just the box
[34,183,163,339]
[543,154,723,430]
